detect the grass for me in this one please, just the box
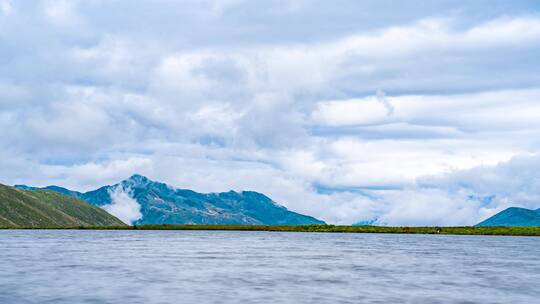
[0,184,125,227]
[1,224,539,236]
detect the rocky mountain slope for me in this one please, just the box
[17,175,325,225]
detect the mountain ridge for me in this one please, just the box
[16,174,325,226]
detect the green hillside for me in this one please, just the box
[0,184,125,227]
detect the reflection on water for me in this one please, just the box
[0,230,539,304]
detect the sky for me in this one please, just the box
[1,0,540,225]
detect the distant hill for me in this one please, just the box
[352,219,377,226]
[16,174,325,226]
[0,184,125,228]
[476,207,540,227]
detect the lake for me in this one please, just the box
[0,230,539,304]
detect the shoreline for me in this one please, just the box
[1,224,539,236]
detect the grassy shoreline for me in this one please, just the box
[1,224,539,236]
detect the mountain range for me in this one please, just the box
[16,174,325,226]
[476,207,540,227]
[0,183,124,227]
[8,174,539,227]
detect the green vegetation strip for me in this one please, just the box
[1,224,540,236]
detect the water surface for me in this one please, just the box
[1,230,538,303]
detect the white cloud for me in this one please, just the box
[0,0,12,15]
[419,154,540,211]
[374,189,485,226]
[102,186,142,225]
[44,0,80,26]
[312,89,540,129]
[312,96,392,126]
[465,17,540,45]
[40,157,153,191]
[333,153,539,226]
[1,2,540,225]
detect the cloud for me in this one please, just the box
[44,0,81,27]
[0,0,12,15]
[1,2,540,225]
[39,157,153,191]
[350,154,540,226]
[418,154,540,211]
[102,186,142,225]
[311,89,540,132]
[312,94,394,126]
[373,189,486,226]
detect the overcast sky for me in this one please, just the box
[1,0,540,225]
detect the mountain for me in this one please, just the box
[0,183,125,228]
[15,185,84,198]
[17,174,325,225]
[352,218,377,226]
[476,207,540,227]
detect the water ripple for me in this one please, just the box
[0,230,538,304]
